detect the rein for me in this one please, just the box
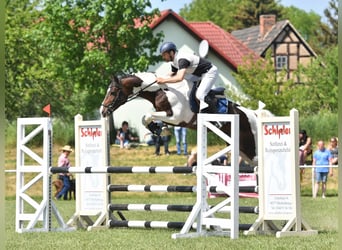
[126,80,157,103]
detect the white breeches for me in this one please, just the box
[195,65,218,110]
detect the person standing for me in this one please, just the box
[312,140,333,198]
[174,126,188,155]
[55,145,73,200]
[328,137,338,165]
[154,121,171,156]
[156,42,218,113]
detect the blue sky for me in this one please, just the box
[148,0,329,20]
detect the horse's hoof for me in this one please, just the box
[141,114,152,127]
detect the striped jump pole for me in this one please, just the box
[108,204,259,214]
[50,166,195,174]
[108,220,252,231]
[107,184,258,194]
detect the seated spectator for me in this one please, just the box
[187,147,197,167]
[329,137,338,165]
[299,129,312,165]
[115,121,138,149]
[212,155,228,166]
[144,133,155,146]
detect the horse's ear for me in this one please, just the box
[110,74,119,83]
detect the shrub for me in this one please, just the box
[299,110,337,143]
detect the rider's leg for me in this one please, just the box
[196,65,218,113]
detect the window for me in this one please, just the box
[276,56,288,70]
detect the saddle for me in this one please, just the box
[189,83,227,114]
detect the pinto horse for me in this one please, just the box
[100,72,259,164]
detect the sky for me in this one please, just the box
[148,0,330,21]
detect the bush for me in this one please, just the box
[5,118,75,148]
[5,120,16,148]
[299,110,338,143]
[53,118,75,145]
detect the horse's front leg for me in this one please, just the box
[142,112,169,136]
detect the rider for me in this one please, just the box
[156,42,219,113]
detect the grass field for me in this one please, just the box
[5,144,339,249]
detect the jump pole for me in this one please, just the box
[244,109,317,237]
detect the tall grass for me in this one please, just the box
[299,111,337,142]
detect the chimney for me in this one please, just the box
[259,14,276,38]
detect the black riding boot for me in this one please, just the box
[201,95,217,114]
[201,96,221,128]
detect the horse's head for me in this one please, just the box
[100,75,129,117]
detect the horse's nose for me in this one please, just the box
[99,106,107,117]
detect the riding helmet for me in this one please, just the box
[159,42,177,54]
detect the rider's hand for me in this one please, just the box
[156,77,164,84]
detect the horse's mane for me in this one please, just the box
[111,72,131,81]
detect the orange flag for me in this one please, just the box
[43,104,51,116]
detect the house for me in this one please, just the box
[232,14,317,82]
[113,9,259,139]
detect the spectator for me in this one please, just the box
[186,147,227,167]
[174,126,188,155]
[55,145,73,200]
[313,140,333,198]
[153,121,171,156]
[299,129,312,165]
[187,147,197,167]
[212,155,228,166]
[154,134,171,156]
[115,121,138,149]
[328,137,338,165]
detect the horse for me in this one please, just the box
[100,72,260,164]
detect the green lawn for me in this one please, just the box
[5,145,339,249]
[5,194,338,250]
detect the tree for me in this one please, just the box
[232,46,338,117]
[5,0,51,120]
[6,0,163,121]
[232,54,289,115]
[282,7,323,54]
[232,0,284,30]
[294,46,338,115]
[179,0,239,32]
[318,0,338,48]
[180,0,284,31]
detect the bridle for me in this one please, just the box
[101,78,127,115]
[101,75,157,115]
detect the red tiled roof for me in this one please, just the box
[190,22,260,68]
[149,10,260,70]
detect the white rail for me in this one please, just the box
[299,164,338,197]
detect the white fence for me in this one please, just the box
[299,164,339,197]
